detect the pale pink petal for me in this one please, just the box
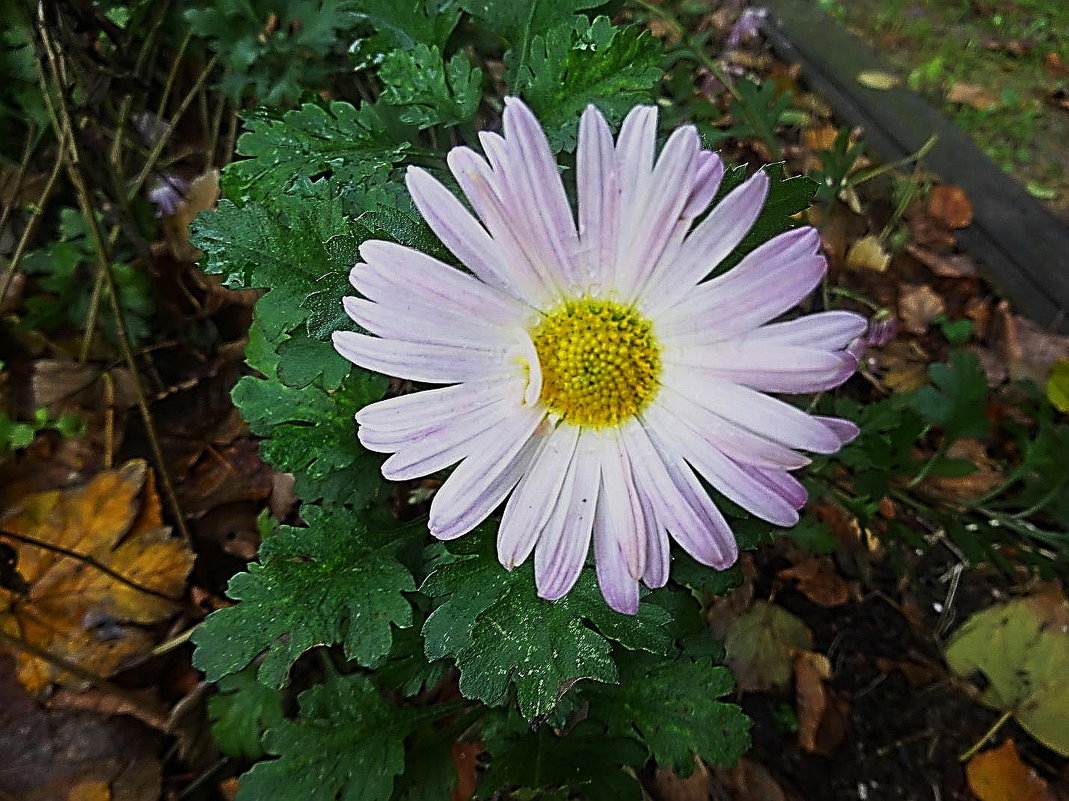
[405,167,518,297]
[682,151,726,218]
[333,331,507,385]
[592,430,647,613]
[535,430,601,601]
[429,408,547,539]
[645,170,769,312]
[742,465,808,509]
[813,416,861,445]
[672,341,858,393]
[343,296,510,349]
[358,381,510,450]
[576,105,619,290]
[746,310,868,349]
[497,423,580,570]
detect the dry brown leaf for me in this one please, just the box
[904,242,977,277]
[878,339,931,392]
[947,82,1000,110]
[793,649,839,753]
[923,438,1002,500]
[450,741,482,801]
[163,169,220,261]
[998,307,1069,385]
[777,557,850,607]
[898,284,946,334]
[803,124,839,151]
[846,235,891,272]
[966,740,1057,801]
[0,461,194,694]
[1044,51,1069,79]
[927,186,974,229]
[653,761,713,801]
[713,757,787,801]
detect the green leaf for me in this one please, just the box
[483,720,645,800]
[379,44,482,129]
[208,666,286,760]
[912,351,990,442]
[276,333,351,390]
[351,0,461,51]
[945,592,1069,756]
[1046,358,1069,413]
[220,101,408,202]
[192,505,415,687]
[518,16,663,150]
[591,655,751,774]
[236,673,412,801]
[421,538,673,719]
[190,183,356,340]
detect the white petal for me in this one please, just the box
[746,310,868,349]
[333,331,507,384]
[535,429,601,601]
[645,170,769,313]
[667,371,843,454]
[405,167,518,297]
[682,151,726,218]
[343,296,511,350]
[576,104,619,291]
[356,380,504,436]
[379,397,513,480]
[624,418,738,568]
[671,341,858,394]
[428,408,547,540]
[353,241,528,327]
[593,430,647,614]
[497,423,581,569]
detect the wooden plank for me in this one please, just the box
[761,0,1069,334]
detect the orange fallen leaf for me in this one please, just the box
[0,461,194,694]
[450,741,482,801]
[966,740,1056,801]
[778,557,850,608]
[927,185,974,229]
[923,438,1002,500]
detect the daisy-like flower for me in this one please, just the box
[333,98,866,614]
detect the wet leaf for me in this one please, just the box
[0,461,193,693]
[722,600,813,692]
[965,740,1057,801]
[945,591,1069,756]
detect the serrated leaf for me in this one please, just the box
[421,541,672,719]
[208,666,286,760]
[221,101,408,202]
[189,183,355,340]
[913,351,990,442]
[276,333,351,390]
[192,505,415,687]
[351,0,461,51]
[236,673,412,801]
[591,655,752,774]
[483,721,645,800]
[519,17,663,150]
[379,44,482,129]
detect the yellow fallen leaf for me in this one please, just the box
[945,591,1069,756]
[1046,358,1069,412]
[846,235,891,272]
[857,70,900,90]
[0,460,194,694]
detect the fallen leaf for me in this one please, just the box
[898,284,946,334]
[777,557,850,607]
[0,461,194,694]
[947,82,1000,110]
[923,438,1003,500]
[998,307,1069,385]
[1047,359,1069,413]
[723,601,813,693]
[846,235,891,272]
[451,741,482,801]
[878,339,932,392]
[803,124,840,151]
[945,590,1069,756]
[904,242,977,277]
[966,740,1057,801]
[654,761,713,801]
[163,169,220,261]
[794,649,831,753]
[1044,52,1069,79]
[857,70,900,90]
[927,186,974,229]
[713,757,786,801]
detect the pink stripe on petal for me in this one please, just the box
[534,431,600,601]
[813,416,861,445]
[742,465,808,509]
[428,407,546,540]
[682,151,725,218]
[405,167,518,297]
[646,170,769,312]
[333,331,505,384]
[498,423,580,570]
[640,489,670,588]
[747,310,868,349]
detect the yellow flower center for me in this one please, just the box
[530,298,662,428]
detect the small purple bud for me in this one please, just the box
[726,7,769,49]
[147,173,189,218]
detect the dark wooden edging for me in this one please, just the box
[760,0,1069,334]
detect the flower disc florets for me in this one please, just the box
[532,299,661,428]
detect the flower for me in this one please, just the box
[147,172,189,217]
[333,98,865,614]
